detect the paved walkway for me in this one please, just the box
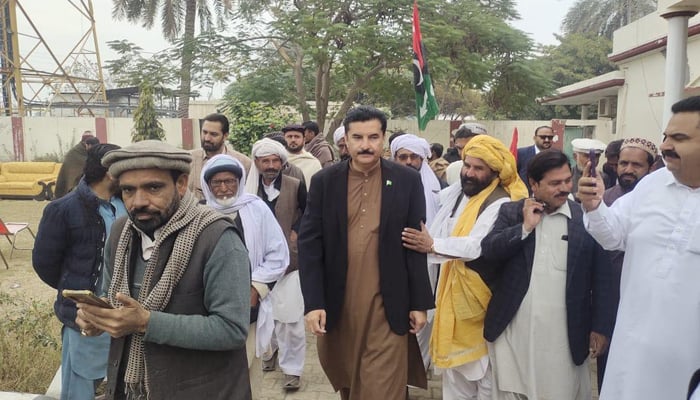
[259,332,442,400]
[0,332,600,400]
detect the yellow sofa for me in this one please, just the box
[0,162,61,200]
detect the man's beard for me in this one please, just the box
[202,140,223,152]
[461,174,493,196]
[214,195,238,207]
[129,193,180,236]
[618,173,640,191]
[286,143,302,154]
[261,169,281,182]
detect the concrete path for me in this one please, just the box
[1,331,601,400]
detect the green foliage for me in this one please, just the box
[230,0,549,125]
[561,0,656,39]
[532,33,618,119]
[0,291,61,393]
[105,40,179,88]
[543,33,616,87]
[218,97,295,155]
[132,83,166,142]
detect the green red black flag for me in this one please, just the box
[412,1,439,131]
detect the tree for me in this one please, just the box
[112,0,234,118]
[217,96,295,155]
[232,0,549,132]
[562,0,657,39]
[532,33,617,119]
[132,83,166,142]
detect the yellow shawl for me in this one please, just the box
[430,135,527,368]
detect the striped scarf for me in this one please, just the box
[108,190,224,399]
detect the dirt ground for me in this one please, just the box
[0,199,54,303]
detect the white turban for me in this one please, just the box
[333,126,346,146]
[390,134,441,224]
[245,138,289,196]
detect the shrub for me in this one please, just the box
[0,291,61,393]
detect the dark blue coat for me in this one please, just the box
[33,180,108,330]
[478,199,615,366]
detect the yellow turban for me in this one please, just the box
[462,135,528,200]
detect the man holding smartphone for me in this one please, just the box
[33,143,125,400]
[75,141,252,400]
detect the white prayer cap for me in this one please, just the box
[571,138,606,154]
[459,122,488,135]
[390,133,431,159]
[333,126,345,146]
[251,138,288,164]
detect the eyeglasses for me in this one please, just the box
[210,178,238,188]
[396,153,422,161]
[537,135,554,141]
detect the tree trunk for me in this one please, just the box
[315,57,331,132]
[177,0,197,118]
[326,61,386,139]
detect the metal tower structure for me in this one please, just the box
[0,0,107,116]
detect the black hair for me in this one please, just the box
[343,105,387,134]
[388,131,407,145]
[527,149,571,183]
[84,137,100,146]
[83,144,120,185]
[605,139,623,157]
[267,135,288,147]
[534,126,553,135]
[454,126,477,140]
[302,121,320,135]
[431,143,444,158]
[671,96,700,114]
[203,113,230,134]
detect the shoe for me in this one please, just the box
[262,349,277,371]
[283,374,300,391]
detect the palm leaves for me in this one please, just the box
[562,0,657,39]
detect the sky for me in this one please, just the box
[13,0,576,99]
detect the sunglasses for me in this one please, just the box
[537,135,554,141]
[396,153,422,161]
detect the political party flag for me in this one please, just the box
[510,127,519,161]
[412,1,439,131]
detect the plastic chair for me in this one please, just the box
[0,218,35,269]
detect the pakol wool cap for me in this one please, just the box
[101,140,192,178]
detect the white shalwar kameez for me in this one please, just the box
[427,182,509,399]
[491,202,591,400]
[583,168,700,400]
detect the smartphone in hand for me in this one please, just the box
[62,289,113,309]
[589,149,598,178]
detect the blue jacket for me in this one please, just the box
[33,179,119,330]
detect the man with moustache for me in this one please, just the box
[246,138,307,391]
[516,126,554,191]
[74,141,251,400]
[578,96,700,400]
[34,144,125,400]
[189,113,252,199]
[402,135,528,399]
[594,137,657,390]
[200,155,288,397]
[602,139,623,189]
[283,124,322,190]
[480,149,614,400]
[299,105,433,400]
